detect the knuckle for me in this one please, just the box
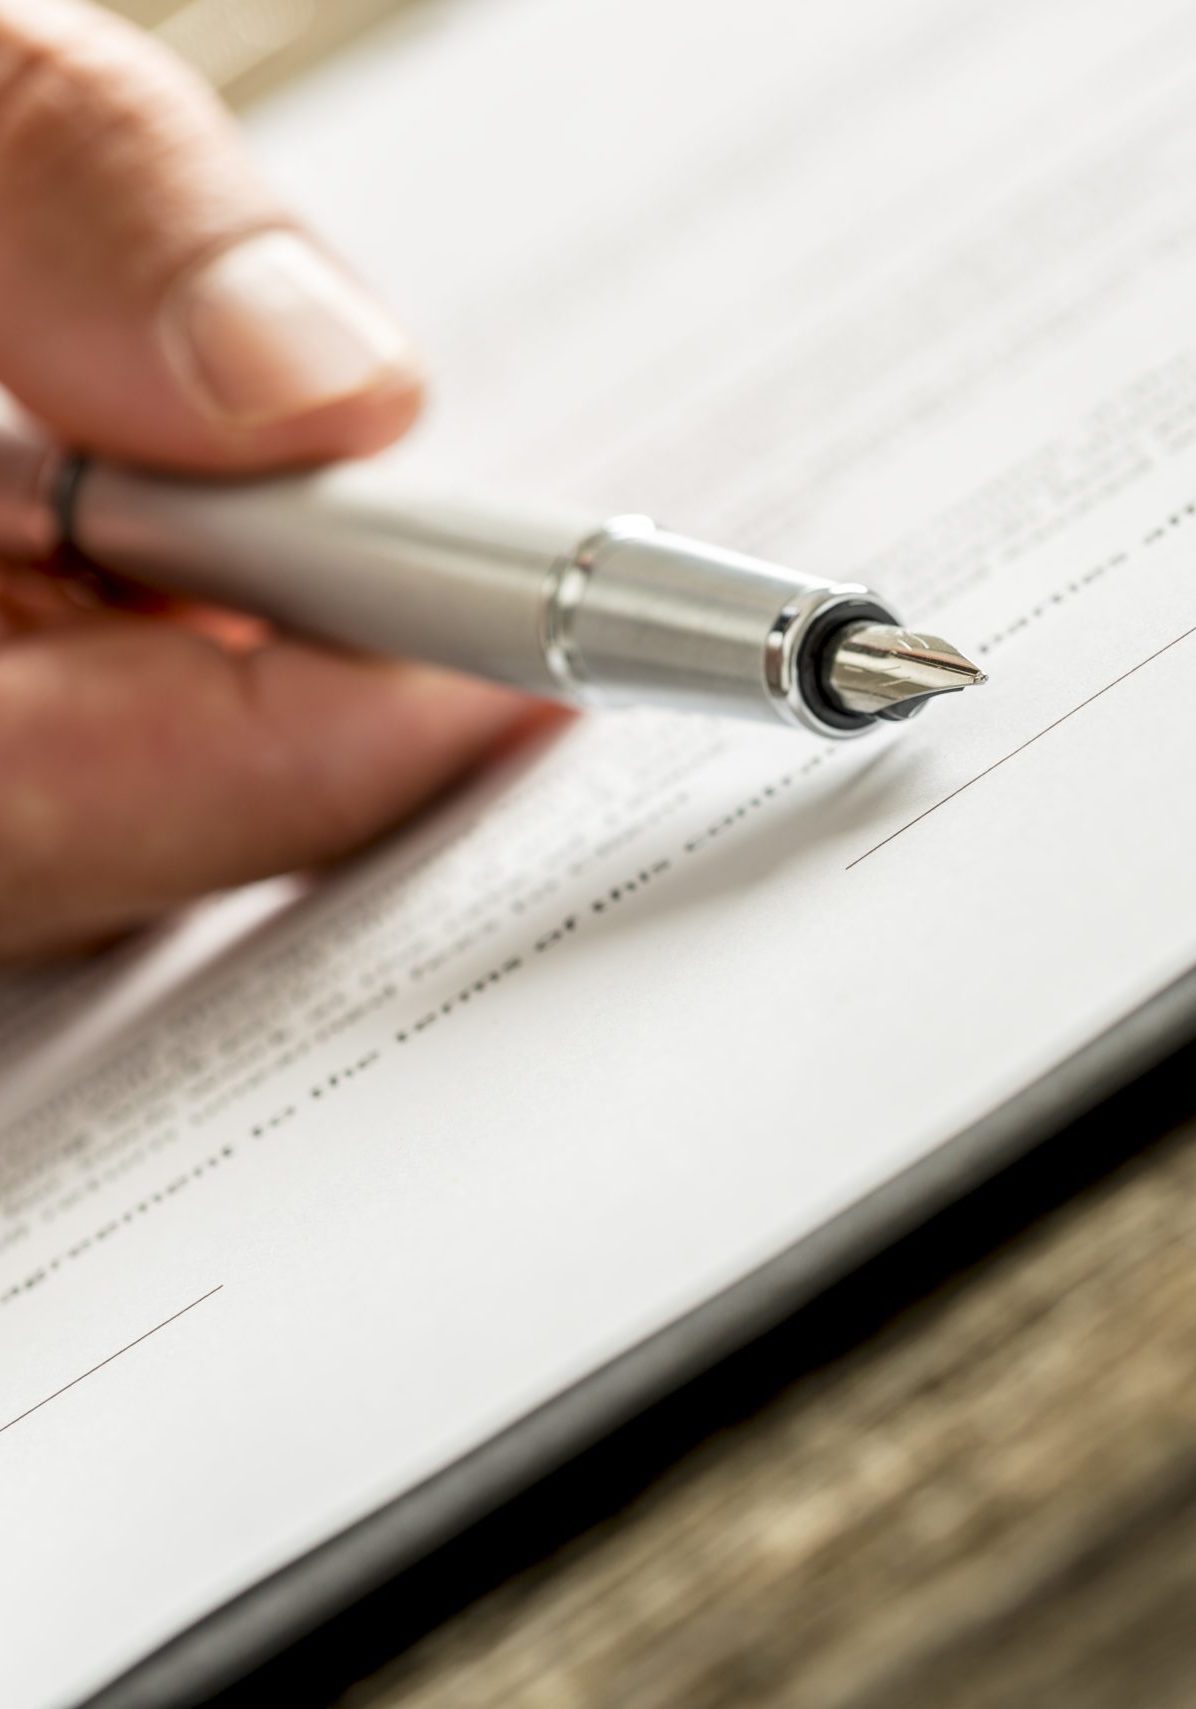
[0,16,183,171]
[0,7,260,274]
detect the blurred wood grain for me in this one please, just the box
[336,1105,1196,1709]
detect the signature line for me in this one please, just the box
[847,621,1196,870]
[0,1285,223,1437]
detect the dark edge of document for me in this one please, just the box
[82,961,1196,1709]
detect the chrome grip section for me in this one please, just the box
[543,518,891,735]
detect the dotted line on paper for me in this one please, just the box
[1142,498,1196,546]
[0,1147,235,1308]
[974,551,1128,654]
[683,748,834,854]
[975,492,1196,656]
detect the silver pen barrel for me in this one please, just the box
[70,461,575,700]
[67,458,900,738]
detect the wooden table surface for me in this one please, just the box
[319,1067,1196,1709]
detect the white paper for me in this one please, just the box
[6,0,1196,1701]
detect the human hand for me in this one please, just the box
[0,0,531,959]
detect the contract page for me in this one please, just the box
[5,0,1196,1702]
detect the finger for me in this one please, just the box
[0,621,532,958]
[0,554,272,658]
[0,0,423,470]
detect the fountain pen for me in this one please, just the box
[0,424,985,738]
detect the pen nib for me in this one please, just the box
[825,623,988,721]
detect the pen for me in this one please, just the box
[0,424,985,738]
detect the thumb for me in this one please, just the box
[0,0,423,471]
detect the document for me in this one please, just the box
[6,0,1196,1701]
